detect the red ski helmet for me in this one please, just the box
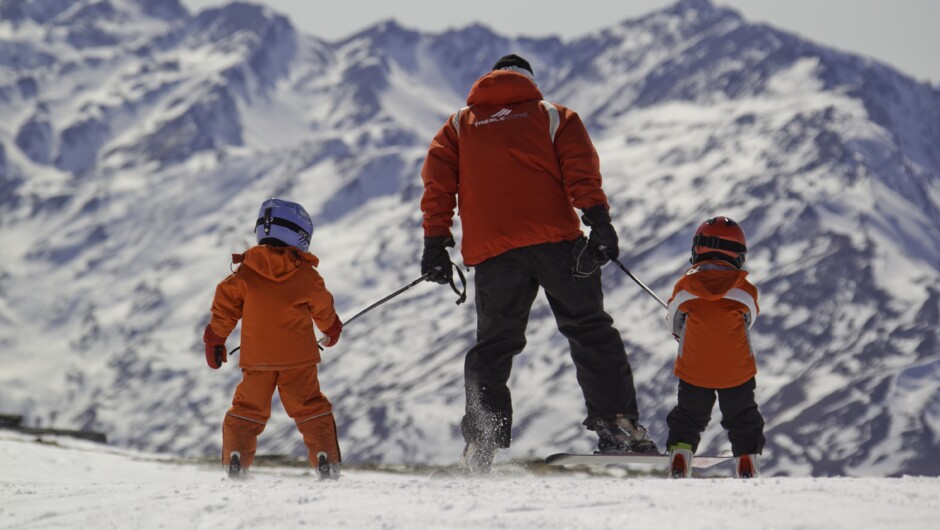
[690,216,747,267]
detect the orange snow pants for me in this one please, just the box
[221,364,340,469]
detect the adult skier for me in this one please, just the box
[419,54,657,474]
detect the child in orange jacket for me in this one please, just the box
[664,217,765,479]
[203,198,343,480]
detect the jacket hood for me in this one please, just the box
[681,261,750,301]
[233,245,319,282]
[467,70,543,107]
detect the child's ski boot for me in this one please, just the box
[316,452,340,480]
[227,451,246,480]
[735,454,760,478]
[668,443,693,478]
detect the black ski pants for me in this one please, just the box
[461,239,641,448]
[665,377,765,456]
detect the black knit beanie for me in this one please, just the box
[492,54,534,77]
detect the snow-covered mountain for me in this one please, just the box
[0,0,937,477]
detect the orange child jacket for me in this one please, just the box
[666,260,760,389]
[421,70,609,266]
[208,245,338,370]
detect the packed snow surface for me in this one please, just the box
[1,432,938,530]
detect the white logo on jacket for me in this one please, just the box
[474,107,529,127]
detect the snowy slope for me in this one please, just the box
[0,0,938,477]
[1,432,939,530]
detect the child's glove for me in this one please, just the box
[203,324,228,369]
[322,318,342,347]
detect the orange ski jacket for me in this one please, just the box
[208,245,338,370]
[666,260,760,389]
[421,70,609,266]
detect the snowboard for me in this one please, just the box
[545,450,733,469]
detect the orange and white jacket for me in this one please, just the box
[421,70,609,266]
[666,260,760,389]
[208,245,338,370]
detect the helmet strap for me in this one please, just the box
[691,251,745,269]
[263,207,273,235]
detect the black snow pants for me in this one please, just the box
[665,377,765,456]
[461,238,641,448]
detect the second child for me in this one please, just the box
[664,216,765,478]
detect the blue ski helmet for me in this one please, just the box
[254,198,313,252]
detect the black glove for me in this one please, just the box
[421,236,455,284]
[582,205,619,265]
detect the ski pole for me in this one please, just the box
[335,272,433,330]
[312,271,438,346]
[321,262,469,343]
[600,246,668,310]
